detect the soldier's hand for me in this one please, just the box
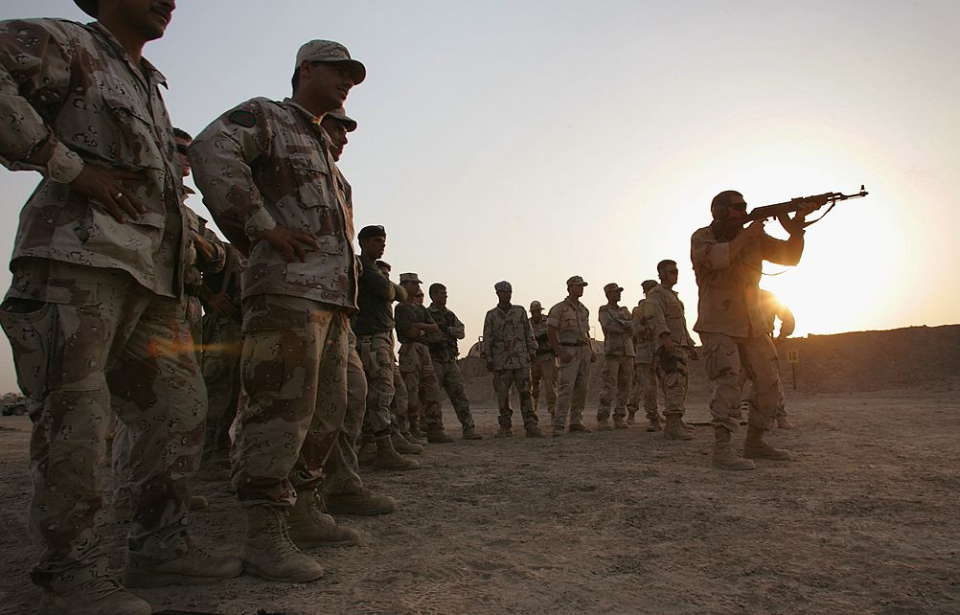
[743,219,765,239]
[262,225,320,262]
[70,165,147,223]
[662,337,676,354]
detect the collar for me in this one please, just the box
[89,22,168,90]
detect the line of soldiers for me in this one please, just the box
[0,2,823,612]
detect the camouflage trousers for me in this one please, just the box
[597,354,633,420]
[185,294,203,363]
[357,332,395,438]
[200,313,243,461]
[232,294,348,507]
[493,368,539,430]
[553,345,592,430]
[627,361,659,419]
[530,353,558,415]
[323,330,367,496]
[701,332,780,433]
[738,356,787,420]
[433,358,476,431]
[391,364,409,433]
[657,347,691,418]
[0,261,205,585]
[398,342,444,433]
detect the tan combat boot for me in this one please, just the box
[373,435,420,471]
[596,418,613,431]
[663,415,693,440]
[324,488,397,516]
[525,425,546,438]
[242,504,325,582]
[426,428,454,443]
[40,572,152,615]
[124,536,242,588]
[357,434,377,466]
[743,425,793,460]
[711,427,755,471]
[646,415,663,432]
[288,489,361,547]
[627,410,637,424]
[680,419,695,432]
[494,427,513,438]
[402,430,427,445]
[568,423,592,433]
[776,416,794,430]
[391,432,424,455]
[462,427,484,440]
[613,416,628,430]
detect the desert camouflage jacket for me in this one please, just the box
[190,98,357,308]
[546,298,590,346]
[691,224,803,338]
[0,19,188,297]
[183,204,226,295]
[482,304,536,370]
[426,304,465,363]
[529,315,553,356]
[631,300,656,363]
[599,304,636,357]
[644,285,695,350]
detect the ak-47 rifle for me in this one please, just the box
[745,185,869,228]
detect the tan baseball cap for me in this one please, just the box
[295,40,366,85]
[327,107,357,132]
[603,282,624,295]
[399,272,421,284]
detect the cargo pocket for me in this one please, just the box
[0,299,56,400]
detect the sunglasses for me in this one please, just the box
[176,144,189,155]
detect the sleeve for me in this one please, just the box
[449,314,466,340]
[391,282,407,303]
[395,303,412,334]
[359,263,394,301]
[778,304,796,337]
[691,228,731,272]
[644,292,670,341]
[522,309,538,354]
[0,19,84,182]
[546,303,562,328]
[599,305,626,335]
[197,223,227,274]
[189,99,276,245]
[482,310,494,359]
[761,232,804,267]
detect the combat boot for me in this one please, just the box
[373,435,421,471]
[409,424,428,440]
[403,430,427,445]
[613,416,628,430]
[494,427,513,438]
[462,427,484,440]
[552,427,565,437]
[568,423,592,433]
[358,434,378,465]
[39,574,152,615]
[596,418,613,431]
[743,425,793,461]
[680,419,695,432]
[663,415,693,440]
[525,426,546,438]
[627,411,637,424]
[711,427,755,471]
[646,415,663,432]
[391,432,424,455]
[426,428,455,444]
[324,488,397,516]
[776,416,794,430]
[288,489,361,547]
[242,504,324,582]
[188,495,209,510]
[124,536,242,588]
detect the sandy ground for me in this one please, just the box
[1,387,959,614]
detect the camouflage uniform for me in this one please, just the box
[427,304,477,432]
[691,224,803,433]
[190,96,356,507]
[0,18,204,588]
[739,289,794,422]
[547,298,592,430]
[482,304,539,431]
[645,284,696,419]
[627,300,660,422]
[597,303,635,423]
[182,205,226,359]
[391,363,410,433]
[395,302,445,434]
[529,313,558,415]
[322,329,366,496]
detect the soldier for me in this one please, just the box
[739,289,796,429]
[547,276,597,436]
[627,280,662,430]
[691,190,823,470]
[529,300,558,416]
[377,260,419,443]
[596,282,635,430]
[318,112,409,512]
[0,2,240,612]
[482,281,545,438]
[352,225,422,470]
[645,260,699,441]
[427,283,483,439]
[395,273,455,443]
[190,39,367,582]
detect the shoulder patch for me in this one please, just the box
[229,110,257,128]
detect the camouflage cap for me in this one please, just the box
[327,107,357,132]
[566,275,588,286]
[296,40,366,85]
[641,279,658,292]
[494,281,512,292]
[603,282,624,295]
[530,300,543,311]
[399,272,421,284]
[74,0,98,17]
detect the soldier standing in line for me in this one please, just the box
[482,281,545,438]
[190,39,367,582]
[0,3,240,611]
[596,282,635,430]
[645,260,699,441]
[427,283,483,439]
[739,288,796,429]
[627,280,663,430]
[691,190,823,470]
[395,273,455,443]
[529,301,558,417]
[547,276,597,436]
[376,259,420,444]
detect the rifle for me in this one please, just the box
[745,185,868,228]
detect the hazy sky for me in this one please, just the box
[1,1,958,392]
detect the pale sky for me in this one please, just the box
[1,1,958,393]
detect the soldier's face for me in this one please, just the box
[607,288,622,302]
[496,290,512,304]
[107,0,176,40]
[660,266,679,286]
[320,118,349,161]
[175,135,191,177]
[568,284,584,299]
[360,235,386,259]
[432,288,448,307]
[531,308,543,320]
[301,62,355,114]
